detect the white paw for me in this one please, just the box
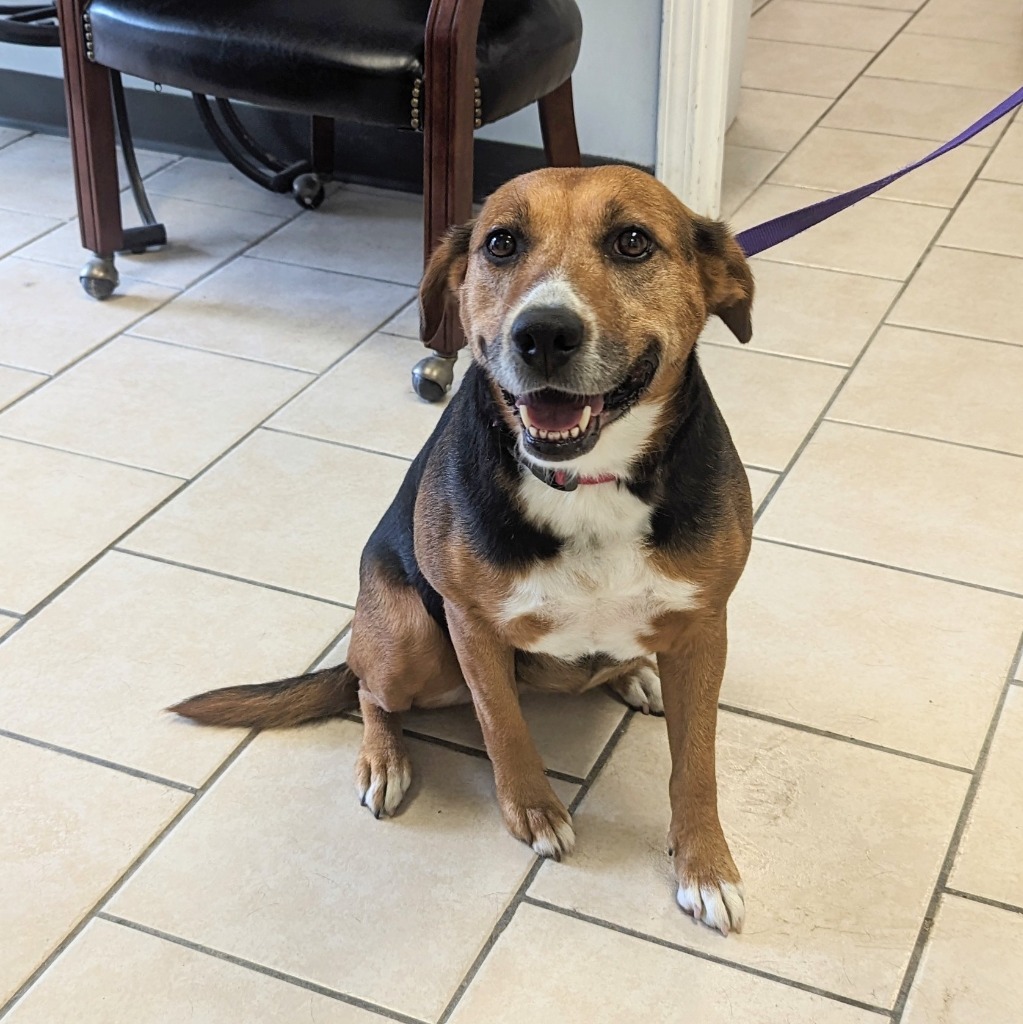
[610,664,663,715]
[356,756,412,818]
[531,816,577,860]
[676,880,746,936]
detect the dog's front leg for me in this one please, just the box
[446,605,574,859]
[659,609,745,936]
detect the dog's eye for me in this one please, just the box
[485,230,517,260]
[613,228,653,260]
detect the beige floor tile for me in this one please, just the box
[450,903,885,1024]
[269,332,462,459]
[771,127,986,206]
[982,121,1023,184]
[0,738,188,1002]
[698,345,846,470]
[949,687,1023,906]
[0,208,61,259]
[529,712,967,1007]
[741,38,873,98]
[380,299,420,339]
[0,134,172,220]
[20,197,288,290]
[0,337,310,477]
[0,614,17,639]
[4,919,386,1024]
[132,257,414,372]
[746,467,778,511]
[889,246,1023,346]
[0,126,29,149]
[0,258,176,374]
[940,179,1023,259]
[250,187,424,285]
[721,145,785,218]
[702,259,900,365]
[824,77,1008,147]
[724,541,1022,766]
[756,422,1023,593]
[902,895,1023,1024]
[727,89,831,153]
[144,156,301,216]
[868,33,1023,92]
[125,429,409,605]
[107,723,575,1022]
[750,0,909,50]
[0,438,177,613]
[907,0,1023,43]
[0,551,345,786]
[732,185,945,279]
[830,326,1023,455]
[0,365,45,412]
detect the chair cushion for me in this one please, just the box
[86,0,582,127]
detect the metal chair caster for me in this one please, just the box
[79,256,120,300]
[411,354,456,403]
[292,173,325,210]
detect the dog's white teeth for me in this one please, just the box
[518,405,534,430]
[527,426,539,439]
[579,405,592,432]
[569,426,581,439]
[538,429,549,440]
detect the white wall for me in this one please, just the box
[0,0,662,166]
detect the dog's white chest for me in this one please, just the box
[499,478,701,661]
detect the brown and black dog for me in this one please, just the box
[173,164,754,936]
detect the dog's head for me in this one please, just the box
[420,165,753,466]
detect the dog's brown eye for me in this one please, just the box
[486,230,517,259]
[614,228,652,259]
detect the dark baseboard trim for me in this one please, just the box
[0,69,649,200]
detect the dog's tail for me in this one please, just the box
[169,663,360,729]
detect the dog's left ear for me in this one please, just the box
[419,221,475,342]
[692,217,754,344]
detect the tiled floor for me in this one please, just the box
[1,0,1022,1020]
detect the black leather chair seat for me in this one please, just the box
[86,0,583,127]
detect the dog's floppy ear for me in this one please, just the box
[691,217,754,344]
[419,221,475,342]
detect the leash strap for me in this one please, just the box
[734,84,1023,258]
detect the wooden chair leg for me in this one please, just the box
[56,0,124,297]
[538,77,582,168]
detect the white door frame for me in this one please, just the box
[656,0,738,217]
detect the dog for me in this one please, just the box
[172,164,754,936]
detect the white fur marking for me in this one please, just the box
[676,881,746,936]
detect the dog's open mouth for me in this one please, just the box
[507,351,659,462]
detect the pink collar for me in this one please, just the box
[552,470,618,488]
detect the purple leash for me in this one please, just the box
[734,84,1023,258]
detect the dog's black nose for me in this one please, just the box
[510,306,585,376]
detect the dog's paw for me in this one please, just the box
[608,663,663,715]
[676,878,745,937]
[503,795,576,860]
[355,750,412,818]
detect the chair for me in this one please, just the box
[52,0,583,400]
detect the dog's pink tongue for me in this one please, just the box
[519,393,604,431]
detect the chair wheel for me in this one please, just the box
[292,173,325,210]
[411,354,456,403]
[79,256,119,300]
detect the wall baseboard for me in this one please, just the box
[0,69,648,201]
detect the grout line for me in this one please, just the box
[117,331,319,376]
[717,704,973,773]
[890,626,1023,1022]
[799,119,996,152]
[435,711,637,1023]
[260,426,414,465]
[751,116,1008,529]
[748,32,897,56]
[750,536,1023,601]
[0,606,22,619]
[113,548,357,611]
[942,888,1023,918]
[308,621,353,672]
[699,338,849,369]
[746,254,906,282]
[0,729,260,1020]
[822,417,1023,461]
[94,915,429,1024]
[245,252,420,290]
[881,317,1023,351]
[741,462,780,475]
[522,897,894,1018]
[0,433,189,481]
[0,728,197,793]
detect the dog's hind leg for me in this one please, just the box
[355,690,412,818]
[606,657,664,715]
